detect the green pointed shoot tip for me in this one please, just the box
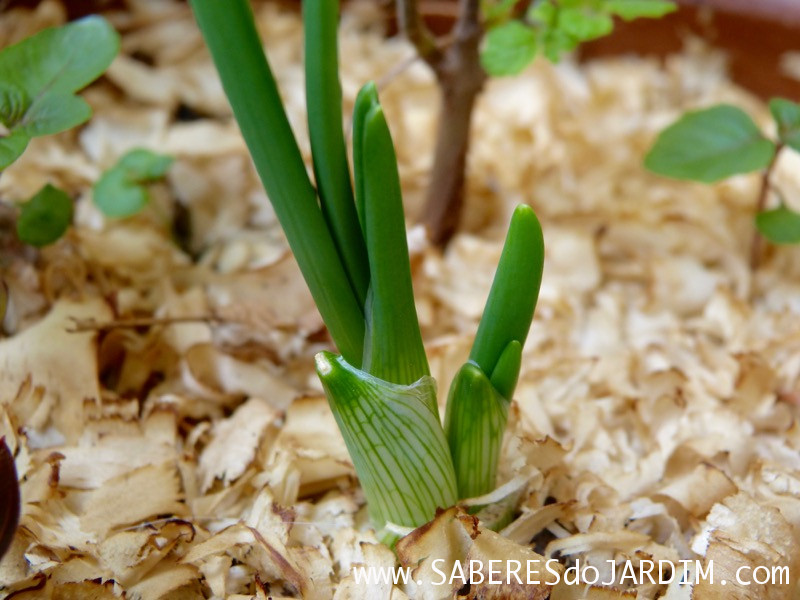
[352,81,379,237]
[356,91,429,389]
[470,205,544,379]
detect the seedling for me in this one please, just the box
[0,16,119,250]
[93,148,174,218]
[191,0,544,542]
[645,99,800,267]
[397,0,675,245]
[481,0,676,75]
[16,184,73,247]
[0,16,119,169]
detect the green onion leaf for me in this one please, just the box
[352,82,379,237]
[469,204,544,378]
[190,0,365,365]
[304,0,369,307]
[315,351,457,542]
[489,339,522,400]
[358,99,430,388]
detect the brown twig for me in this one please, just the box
[396,0,443,65]
[396,0,487,247]
[750,143,783,269]
[67,315,226,333]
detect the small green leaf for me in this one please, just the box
[755,206,800,244]
[541,27,578,62]
[606,0,677,20]
[0,16,119,101]
[527,0,556,25]
[480,21,538,76]
[644,104,776,183]
[17,184,73,247]
[559,8,613,42]
[0,16,119,169]
[93,149,173,218]
[17,93,90,138]
[769,97,800,152]
[0,130,30,169]
[117,148,174,179]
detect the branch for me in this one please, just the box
[454,0,482,37]
[396,0,442,65]
[750,143,783,270]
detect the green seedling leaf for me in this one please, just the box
[480,21,538,76]
[316,352,457,542]
[16,184,73,247]
[606,0,677,20]
[755,206,800,244]
[93,149,173,218]
[0,16,119,169]
[0,437,20,561]
[644,104,776,183]
[769,97,800,152]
